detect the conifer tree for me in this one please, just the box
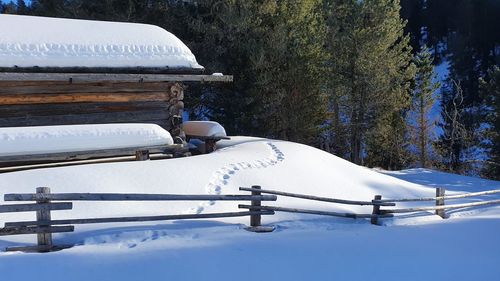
[326,0,415,167]
[480,66,500,179]
[409,46,440,168]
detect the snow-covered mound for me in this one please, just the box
[0,123,173,157]
[2,136,491,231]
[0,14,203,69]
[0,137,499,281]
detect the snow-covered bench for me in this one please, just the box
[182,121,229,153]
[0,123,183,167]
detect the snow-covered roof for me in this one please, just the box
[0,14,203,72]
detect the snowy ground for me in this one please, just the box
[0,137,499,280]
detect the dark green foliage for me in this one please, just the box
[326,0,415,168]
[480,67,500,179]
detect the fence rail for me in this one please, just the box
[377,189,500,203]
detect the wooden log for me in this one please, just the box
[5,244,73,253]
[4,193,278,202]
[0,202,72,213]
[239,204,393,219]
[436,187,446,218]
[0,153,173,174]
[239,187,395,206]
[380,199,500,214]
[5,211,275,227]
[250,185,262,227]
[0,72,233,83]
[0,83,175,95]
[0,101,169,118]
[36,187,52,247]
[0,225,74,236]
[135,150,150,161]
[0,110,170,127]
[371,195,382,225]
[377,189,500,203]
[0,144,182,165]
[0,92,171,105]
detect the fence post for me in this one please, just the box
[436,187,446,218]
[250,185,262,227]
[36,187,53,251]
[371,195,382,225]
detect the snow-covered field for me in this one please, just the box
[0,137,499,280]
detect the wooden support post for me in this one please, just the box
[205,139,216,153]
[246,185,275,233]
[371,195,382,225]
[36,187,53,251]
[135,150,150,161]
[250,185,262,227]
[436,187,446,218]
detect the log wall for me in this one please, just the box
[0,81,185,141]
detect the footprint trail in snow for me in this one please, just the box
[190,142,285,214]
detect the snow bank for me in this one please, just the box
[0,137,499,281]
[182,121,227,138]
[0,14,203,69]
[0,123,173,156]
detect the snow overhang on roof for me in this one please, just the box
[0,14,204,73]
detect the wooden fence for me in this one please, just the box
[0,186,276,253]
[2,185,499,253]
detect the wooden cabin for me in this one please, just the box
[0,14,231,169]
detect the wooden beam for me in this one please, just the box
[239,187,395,206]
[0,202,72,213]
[239,205,393,219]
[0,153,173,174]
[380,199,500,214]
[0,73,233,83]
[0,226,74,236]
[377,189,500,203]
[0,92,171,105]
[0,144,183,165]
[5,211,275,227]
[4,193,278,202]
[5,244,73,253]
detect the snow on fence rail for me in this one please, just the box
[2,185,500,253]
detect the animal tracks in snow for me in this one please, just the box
[190,142,285,214]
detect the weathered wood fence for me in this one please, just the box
[0,185,276,253]
[2,185,499,253]
[238,186,500,225]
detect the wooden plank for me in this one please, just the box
[0,110,170,127]
[5,244,73,253]
[380,199,500,214]
[0,226,74,236]
[239,187,395,206]
[377,189,500,203]
[0,202,72,213]
[4,193,278,202]
[5,211,275,227]
[0,144,181,165]
[0,153,173,174]
[0,83,175,94]
[0,73,233,83]
[239,205,393,219]
[0,101,169,117]
[0,91,171,105]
